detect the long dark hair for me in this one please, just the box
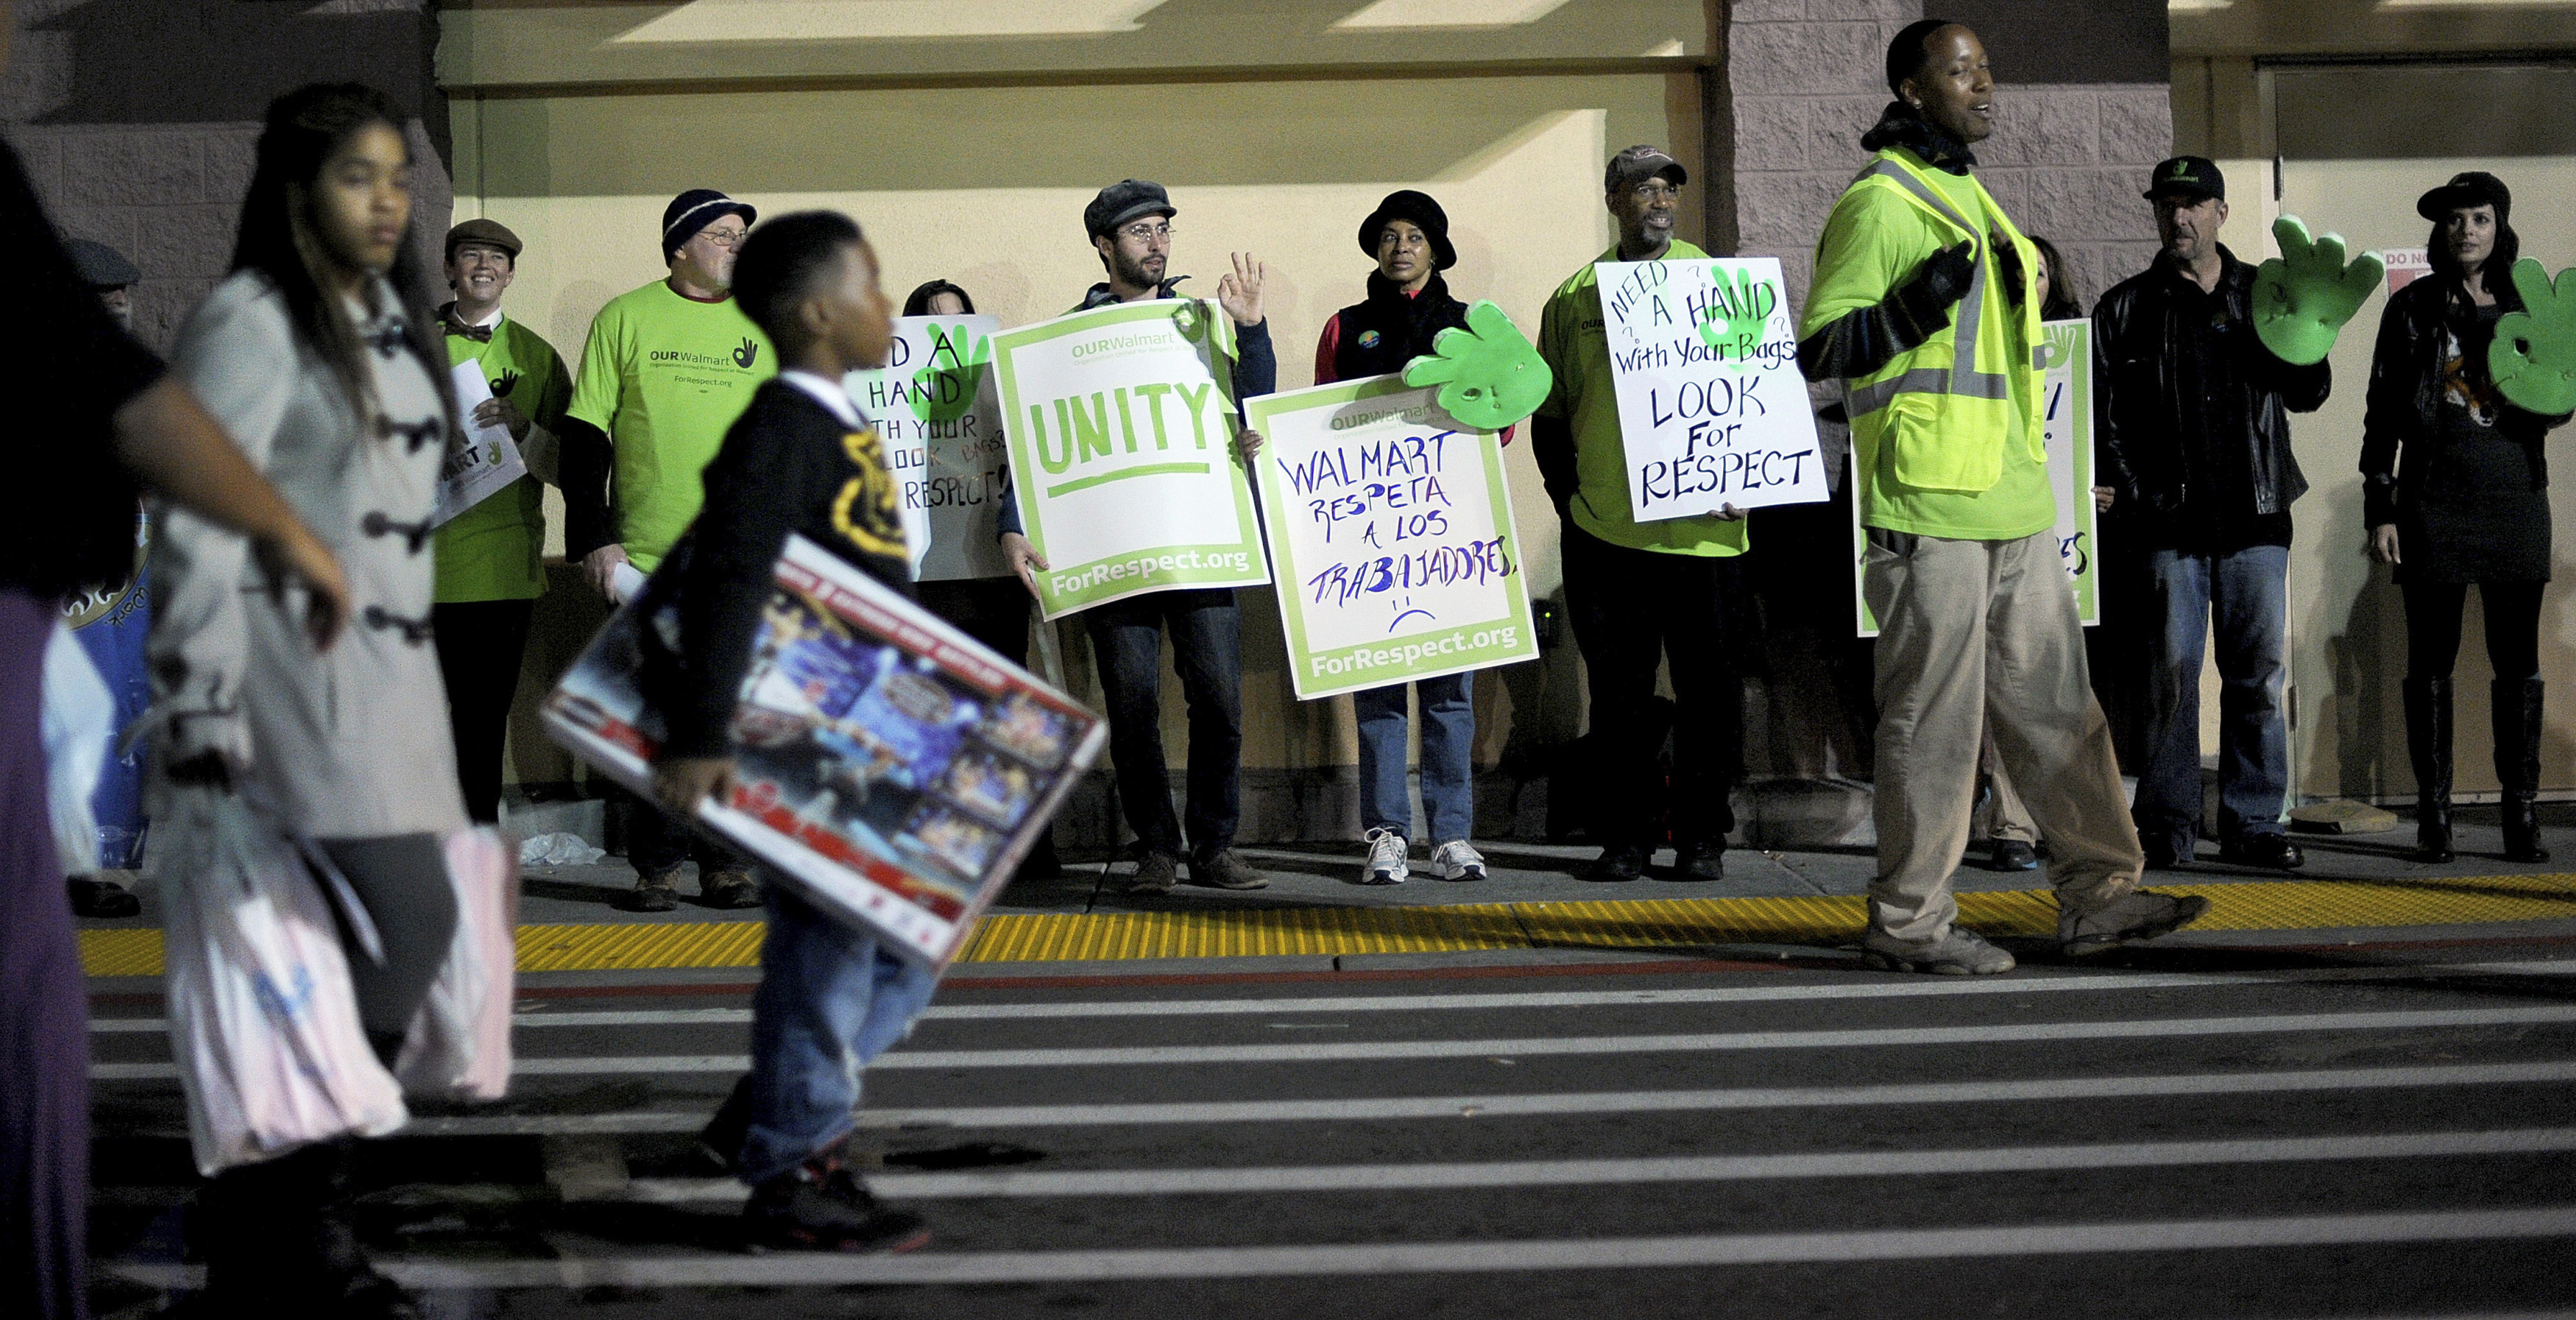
[2427,204,2522,308]
[229,84,450,427]
[2027,233,2083,321]
[902,278,975,317]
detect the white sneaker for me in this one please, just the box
[1358,830,1409,884]
[1428,840,1487,882]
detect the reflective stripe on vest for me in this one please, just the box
[1842,159,2012,420]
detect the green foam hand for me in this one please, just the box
[2490,258,2576,417]
[2252,215,2384,366]
[1401,300,1553,432]
[909,323,991,424]
[1694,267,1774,364]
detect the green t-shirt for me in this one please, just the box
[565,280,776,572]
[1804,157,2051,541]
[1535,240,1748,557]
[434,316,572,603]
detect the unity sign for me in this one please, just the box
[1247,376,1539,700]
[844,314,1012,583]
[1596,256,1827,520]
[992,299,1270,618]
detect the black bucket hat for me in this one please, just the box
[1356,189,1456,270]
[2417,171,2510,224]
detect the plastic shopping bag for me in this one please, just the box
[160,788,406,1176]
[394,827,518,1101]
[39,621,112,875]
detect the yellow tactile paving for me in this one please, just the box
[79,874,2576,977]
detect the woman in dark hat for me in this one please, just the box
[2363,170,2572,864]
[1312,190,1501,884]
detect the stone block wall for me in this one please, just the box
[1,1,449,352]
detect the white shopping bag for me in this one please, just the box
[39,622,111,875]
[160,788,406,1176]
[393,827,519,1101]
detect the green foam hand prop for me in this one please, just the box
[2490,259,2576,417]
[1693,268,1774,364]
[1401,300,1552,432]
[2252,215,2384,366]
[909,323,991,425]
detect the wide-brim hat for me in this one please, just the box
[2417,171,2510,223]
[1356,189,1456,270]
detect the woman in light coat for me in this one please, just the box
[150,83,465,1319]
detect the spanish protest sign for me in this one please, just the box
[544,534,1105,970]
[1852,318,2100,636]
[1245,375,1538,700]
[991,299,1270,618]
[844,314,1011,582]
[1595,255,1827,521]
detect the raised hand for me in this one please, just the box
[2490,258,2576,417]
[1694,267,1775,363]
[1216,251,1267,328]
[2252,215,2384,366]
[1402,300,1554,432]
[911,323,991,424]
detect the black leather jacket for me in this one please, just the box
[2094,247,2330,522]
[2360,272,2569,528]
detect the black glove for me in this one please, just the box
[1889,240,1978,342]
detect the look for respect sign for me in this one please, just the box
[844,314,1011,584]
[993,300,1270,618]
[1245,376,1538,700]
[1596,256,1827,521]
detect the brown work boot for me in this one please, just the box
[702,865,762,909]
[621,864,682,913]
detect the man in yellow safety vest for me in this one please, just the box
[1799,18,2209,973]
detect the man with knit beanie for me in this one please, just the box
[558,188,776,911]
[1800,20,2207,973]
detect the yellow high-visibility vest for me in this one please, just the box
[1840,151,2045,495]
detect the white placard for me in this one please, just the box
[844,315,1013,582]
[432,361,529,528]
[1596,256,1827,521]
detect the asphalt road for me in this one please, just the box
[84,928,2576,1319]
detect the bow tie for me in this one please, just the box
[439,305,494,343]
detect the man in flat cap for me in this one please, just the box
[431,218,575,829]
[997,178,1278,896]
[2096,158,2331,875]
[557,188,775,911]
[1532,145,1751,885]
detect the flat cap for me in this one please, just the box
[445,216,523,261]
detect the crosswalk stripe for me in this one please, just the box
[357,1059,2576,1137]
[599,1127,2576,1202]
[79,959,2576,1035]
[100,1207,2576,1288]
[86,1003,2576,1080]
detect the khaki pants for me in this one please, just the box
[1864,528,2142,944]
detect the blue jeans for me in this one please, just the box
[1083,587,1243,859]
[2133,544,2291,853]
[737,880,940,1185]
[1354,671,1475,843]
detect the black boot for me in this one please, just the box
[2405,676,2455,864]
[197,1143,417,1319]
[2497,677,2550,864]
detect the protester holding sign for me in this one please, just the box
[432,218,572,825]
[1532,147,1750,885]
[1303,191,1515,883]
[557,188,775,911]
[997,180,1278,896]
[894,278,1058,881]
[648,211,935,1256]
[2096,160,2335,874]
[1802,22,2207,974]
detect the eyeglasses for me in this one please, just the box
[1118,222,1175,244]
[697,227,747,248]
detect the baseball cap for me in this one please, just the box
[2145,156,2225,202]
[1605,145,1687,193]
[64,239,138,290]
[2416,171,2510,223]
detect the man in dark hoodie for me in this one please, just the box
[997,180,1279,897]
[1800,19,2208,975]
[2095,158,2331,873]
[652,211,934,1256]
